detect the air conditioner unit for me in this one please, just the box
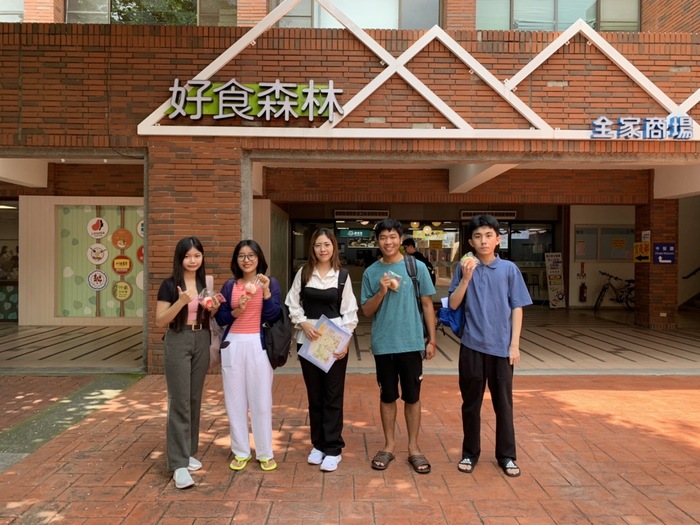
[334,210,390,220]
[461,210,517,220]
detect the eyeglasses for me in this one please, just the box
[237,253,258,261]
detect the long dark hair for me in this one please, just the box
[173,236,207,288]
[230,239,268,279]
[171,236,207,331]
[302,228,341,285]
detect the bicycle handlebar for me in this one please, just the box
[599,270,634,284]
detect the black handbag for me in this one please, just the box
[263,303,293,369]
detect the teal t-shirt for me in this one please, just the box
[361,257,436,355]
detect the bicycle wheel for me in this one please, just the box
[624,289,635,310]
[594,285,608,311]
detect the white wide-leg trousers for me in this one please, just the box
[221,332,274,460]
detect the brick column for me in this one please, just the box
[635,175,679,329]
[145,137,243,373]
[444,0,476,31]
[23,0,64,22]
[237,0,268,26]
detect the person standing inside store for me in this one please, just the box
[215,240,282,472]
[447,214,532,478]
[285,228,359,472]
[361,219,436,474]
[401,237,436,285]
[155,236,220,489]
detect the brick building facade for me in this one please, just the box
[2,1,700,372]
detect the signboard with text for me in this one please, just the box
[653,243,676,264]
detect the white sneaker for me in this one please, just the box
[320,454,341,472]
[173,467,194,489]
[307,448,325,465]
[188,457,202,471]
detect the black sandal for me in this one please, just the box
[457,457,475,474]
[499,459,521,478]
[371,450,395,471]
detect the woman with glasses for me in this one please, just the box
[155,237,220,489]
[215,240,282,472]
[285,228,358,472]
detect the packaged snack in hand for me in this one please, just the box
[461,252,479,266]
[244,274,262,295]
[387,271,403,291]
[198,289,215,308]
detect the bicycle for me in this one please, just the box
[593,271,635,311]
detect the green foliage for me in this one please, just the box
[110,0,197,25]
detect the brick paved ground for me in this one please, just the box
[0,376,94,432]
[0,372,699,524]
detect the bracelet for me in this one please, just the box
[427,342,436,348]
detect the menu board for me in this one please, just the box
[544,252,566,309]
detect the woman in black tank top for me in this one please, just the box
[285,228,359,472]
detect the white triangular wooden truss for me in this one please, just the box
[137,0,700,140]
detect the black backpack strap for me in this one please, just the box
[405,255,429,344]
[337,268,349,310]
[404,255,421,302]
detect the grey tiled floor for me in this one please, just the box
[1,307,699,375]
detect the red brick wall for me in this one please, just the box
[266,168,651,205]
[2,24,699,151]
[641,0,700,32]
[0,164,143,198]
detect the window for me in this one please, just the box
[0,0,24,22]
[66,0,109,23]
[66,0,237,25]
[599,0,639,31]
[199,0,237,26]
[272,0,439,30]
[476,0,639,32]
[575,225,634,261]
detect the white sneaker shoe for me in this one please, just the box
[307,448,325,465]
[173,467,194,489]
[188,457,202,471]
[320,454,341,472]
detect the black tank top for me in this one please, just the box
[302,286,341,319]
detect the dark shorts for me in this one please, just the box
[373,351,423,404]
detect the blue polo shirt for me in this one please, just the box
[448,255,532,358]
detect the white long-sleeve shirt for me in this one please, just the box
[285,266,359,345]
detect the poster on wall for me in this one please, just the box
[544,252,566,309]
[58,205,144,318]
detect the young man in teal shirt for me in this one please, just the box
[448,214,532,478]
[361,219,436,474]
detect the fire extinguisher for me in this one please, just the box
[579,282,587,303]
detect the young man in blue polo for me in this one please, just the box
[361,219,436,474]
[448,214,532,478]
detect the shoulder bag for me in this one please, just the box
[263,302,293,370]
